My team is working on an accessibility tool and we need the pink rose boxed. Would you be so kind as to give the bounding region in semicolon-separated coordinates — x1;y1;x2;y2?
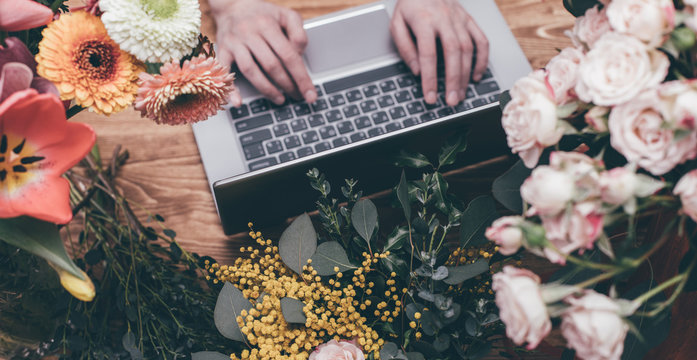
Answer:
309;340;365;360
609;88;697;175
599;166;664;213
541;202;604;264
568;6;611;49
561;291;629;360
545;47;584;104
685;0;697;31
521;167;576;216
584;106;610;132
674;170;697;222
486;216;525;255
575;32;669;106
549;151;601;195
658;80;697;130
607;0;675;47
502;70;564;168
492;266;551;350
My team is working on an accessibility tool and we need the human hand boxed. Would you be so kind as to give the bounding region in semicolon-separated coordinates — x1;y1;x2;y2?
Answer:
209;0;317;107
390;0;489;106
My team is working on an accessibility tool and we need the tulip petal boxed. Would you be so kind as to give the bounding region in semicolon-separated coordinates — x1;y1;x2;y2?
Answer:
0;37;38;74
38;122;96;176
0;62;33;103
30;77;60;97
1;90;67;147
0;0;53;32
5;177;73;224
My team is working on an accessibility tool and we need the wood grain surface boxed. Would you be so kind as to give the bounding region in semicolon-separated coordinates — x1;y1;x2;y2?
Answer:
69;0;697;358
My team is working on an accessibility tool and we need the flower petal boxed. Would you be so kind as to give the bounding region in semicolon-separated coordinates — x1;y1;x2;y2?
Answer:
4;176;73;224
0;0;54;32
1;89;67;148
30;77;60;97
0;62;33;103
38;122;96;176
0;37;38;75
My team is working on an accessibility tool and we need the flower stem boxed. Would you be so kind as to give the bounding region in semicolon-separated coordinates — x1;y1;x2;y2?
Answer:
67;105;85;119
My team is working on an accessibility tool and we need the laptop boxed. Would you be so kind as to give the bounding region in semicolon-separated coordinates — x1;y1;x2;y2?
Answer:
193;0;532;234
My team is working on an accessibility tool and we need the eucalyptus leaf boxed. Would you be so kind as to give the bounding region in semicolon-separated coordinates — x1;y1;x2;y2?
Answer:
406;302;425;321
444;259;489;285
380;342;399;358
191;352;231;360
394;149;432;168
214;282;253;342
280;297;307;324
406;352;425;360
465;316;478;336
432;333;450;352
441;303;461;324
122;332;143;360
397;171;412;222
0;217;84;279
279;213;317;275
437;133;468;168
459;196;499;248
352;199;378;244
492;160;531;213
310;241;356;275
432;266;449;281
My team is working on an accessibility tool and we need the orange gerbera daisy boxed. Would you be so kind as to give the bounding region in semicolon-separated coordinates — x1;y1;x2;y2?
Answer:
35;11;143;115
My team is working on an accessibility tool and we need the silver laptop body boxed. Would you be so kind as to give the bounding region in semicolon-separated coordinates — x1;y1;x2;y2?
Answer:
193;0;532;234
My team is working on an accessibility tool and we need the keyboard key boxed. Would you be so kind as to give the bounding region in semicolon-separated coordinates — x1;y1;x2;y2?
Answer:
346;89;363;102
403;117;419;127
368;127;385;137
360;100;378;113
235;113;273;133
250;99;270;113
326;110;343;122
420;112;437;122
411;85;423;99
437;107;454;118
481;68;493;80
302;130;319;144
240;128;272;146
362;85;380;97
291;118;308;132
355;116;372;129
465;86;475;99
328;94;346;107
324;62;409;93
472;98;490;107
337;121;354;134
274;107;294;121
265;140;283;154
380;80;397;93
350;132;367;142
332;137;349;147
230;104;250;119
297;147;314;158
386;123;403;132
343;104;360;118
273;123;290;137
279;151;296;163
389;106;407;120
397;75;416;88
395;90;412;103
284;135;301;149
293;103;312;116
312;98;329;112
475;81;500;95
406;101;425;114
319;126;337;139
489;93;500;102
437;79;445;92
243;143;265;160
308;114;325;127
372;111;389;125
315;85;323;96
315;142;332;153
454;102;472;112
249;157;278;171
377;95;395;108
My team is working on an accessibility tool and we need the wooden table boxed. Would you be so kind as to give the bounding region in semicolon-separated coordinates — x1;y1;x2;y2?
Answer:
71;0;697;358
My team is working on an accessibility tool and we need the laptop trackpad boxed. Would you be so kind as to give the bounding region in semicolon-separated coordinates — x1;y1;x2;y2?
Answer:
304;6;395;74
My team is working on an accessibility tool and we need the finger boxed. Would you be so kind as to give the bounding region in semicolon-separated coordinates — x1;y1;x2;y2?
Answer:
231;42;285;105
279;8;308;53
244;34;299;100
263;25;317;103
390;12;420;75
465;15;489;82
453;15;473;101
414;24;438;104
437;23;462;106
229;87;243;108
217;45;235;73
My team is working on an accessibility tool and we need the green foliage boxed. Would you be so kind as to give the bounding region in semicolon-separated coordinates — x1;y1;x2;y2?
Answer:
280;297;307;324
214;282;253;342
310;241;357;275
562;0;603;17
459;196;499;248
444;260;490;285
492;160;531;213
191;351;232;360
352;199;378;245
278;213;317;275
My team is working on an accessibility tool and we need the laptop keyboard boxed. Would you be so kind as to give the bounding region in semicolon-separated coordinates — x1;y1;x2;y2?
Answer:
230;62;501;171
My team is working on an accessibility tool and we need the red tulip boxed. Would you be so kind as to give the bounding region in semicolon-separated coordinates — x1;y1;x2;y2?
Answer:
0;0;53;32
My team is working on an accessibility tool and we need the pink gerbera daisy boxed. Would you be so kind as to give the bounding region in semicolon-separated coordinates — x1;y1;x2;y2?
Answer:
134;55;235;125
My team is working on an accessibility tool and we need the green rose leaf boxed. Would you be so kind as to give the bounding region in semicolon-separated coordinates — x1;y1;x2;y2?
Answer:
214;282;252;342
279;213;317;275
397;171;411;222
437;133;468;168
394;149;432;169
191;352;231;360
0;217;84;279
280;297;307;324
444;259;489;285
459;196;499;248
352;199;378;244
492;160;531;213
310;241;356;276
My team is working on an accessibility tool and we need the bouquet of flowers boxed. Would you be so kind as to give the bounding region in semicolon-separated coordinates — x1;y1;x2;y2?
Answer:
489;0;697;359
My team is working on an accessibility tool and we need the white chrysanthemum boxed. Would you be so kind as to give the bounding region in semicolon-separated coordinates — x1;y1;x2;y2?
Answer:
99;0;201;63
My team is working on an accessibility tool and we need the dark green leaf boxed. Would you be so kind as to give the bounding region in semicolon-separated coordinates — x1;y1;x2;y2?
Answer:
310;241;356;275
563;0;602;17
432;333;450;352
122;332;143;360
432;173;449;215
280;297;307;324
444;259;489;285
459;196;499;247
352;199;378;244
465;315;478;336
621;281;671;360
154;214;165;222
163;228;176;238
279;213;317;275
406;302;425;321
397;171;411;222
384;226;409;253
561;349;576;360
214;282;252;342
492;160;531;213
406;352;425;360
437;133;468;168
192;352;231;360
498;89;512;112
0;217;83;279
382;254;408;279
394;149;432;168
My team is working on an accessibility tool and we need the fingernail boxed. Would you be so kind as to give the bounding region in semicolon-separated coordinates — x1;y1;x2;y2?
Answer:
409;60;419;75
272;95;285;105
426;91;437;104
459;89;466;101
473;73;482;82
304;89;317;103
447;91;458;106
